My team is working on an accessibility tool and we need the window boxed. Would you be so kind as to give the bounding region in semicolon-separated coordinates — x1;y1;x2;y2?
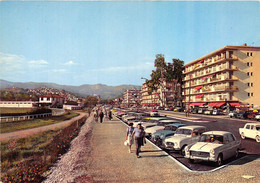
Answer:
248;93;250;97
251;62;253;66
248;83;250;87
251;93;253;97
246;125;250;129
247;52;249;56
247;62;250;66
251;52;253;56
247;72;249;76
251;72;253;76
251;83;253;87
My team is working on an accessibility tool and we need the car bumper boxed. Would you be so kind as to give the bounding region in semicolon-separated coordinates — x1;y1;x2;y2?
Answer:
186;155;217;162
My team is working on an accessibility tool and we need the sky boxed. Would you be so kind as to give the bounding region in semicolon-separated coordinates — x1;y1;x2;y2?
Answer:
0;1;259;86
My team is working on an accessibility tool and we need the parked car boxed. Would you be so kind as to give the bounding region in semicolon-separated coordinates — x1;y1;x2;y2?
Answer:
185;131;241;166
198;108;206;114
151;124;186;146
255;114;260;121
228;111;237;118
150;110;159;117
164;107;170;111
239;123;260;142
213;109;223;115
163;125;207;155
191;108;198;114
204;110;212;115
235;111;250;119
145;120;181;138
247;112;257;120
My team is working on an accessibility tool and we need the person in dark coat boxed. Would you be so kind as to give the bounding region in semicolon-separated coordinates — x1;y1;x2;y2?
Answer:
108;110;112;120
99;111;104;123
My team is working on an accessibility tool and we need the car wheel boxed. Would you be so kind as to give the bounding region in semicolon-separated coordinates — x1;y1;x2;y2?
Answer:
216;154;223;166
241;132;245;139
256;135;260;143
180;145;187;156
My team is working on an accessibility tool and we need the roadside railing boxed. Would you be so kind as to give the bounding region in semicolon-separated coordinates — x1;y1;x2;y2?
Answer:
0;113;52;123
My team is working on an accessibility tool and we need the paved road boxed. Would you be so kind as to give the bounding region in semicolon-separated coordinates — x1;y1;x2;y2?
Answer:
160;111;260;155
0;112;87;142
79;116;259;183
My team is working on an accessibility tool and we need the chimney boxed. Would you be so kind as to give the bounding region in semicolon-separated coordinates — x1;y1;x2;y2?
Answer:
243;43;247;46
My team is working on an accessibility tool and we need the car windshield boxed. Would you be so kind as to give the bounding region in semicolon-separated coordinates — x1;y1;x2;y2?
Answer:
175;129;192;135
164;126;178;131
199;134;224;144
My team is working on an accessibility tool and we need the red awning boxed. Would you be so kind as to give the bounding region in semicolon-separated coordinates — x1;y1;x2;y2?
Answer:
190;102;206;106
215;102;225;107
230;103;240;107
197;60;204;64
208;102;217;106
195;85;203;90
195;94;204;99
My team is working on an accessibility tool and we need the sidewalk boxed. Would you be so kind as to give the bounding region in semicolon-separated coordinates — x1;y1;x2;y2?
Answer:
77;116;259;183
0;112;87;142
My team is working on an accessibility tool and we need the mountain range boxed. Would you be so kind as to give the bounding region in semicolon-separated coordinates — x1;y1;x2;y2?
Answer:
0;79;141;99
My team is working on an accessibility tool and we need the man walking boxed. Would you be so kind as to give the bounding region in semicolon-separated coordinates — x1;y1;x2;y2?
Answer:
99;111;104;123
131;123;145;158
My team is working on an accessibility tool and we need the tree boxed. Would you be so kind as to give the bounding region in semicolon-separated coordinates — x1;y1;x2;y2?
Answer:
85;96;98;107
146;54;184;107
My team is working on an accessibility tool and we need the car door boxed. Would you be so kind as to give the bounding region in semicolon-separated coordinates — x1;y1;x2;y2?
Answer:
244;124;251;138
222;134;231;160
248;125;256;139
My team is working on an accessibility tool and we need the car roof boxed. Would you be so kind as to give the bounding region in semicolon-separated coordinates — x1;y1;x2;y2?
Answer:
244;123;260;126
166;124;186;127
159;120;179;123
178;125;206;130
149;117;169;121
202;131;232;136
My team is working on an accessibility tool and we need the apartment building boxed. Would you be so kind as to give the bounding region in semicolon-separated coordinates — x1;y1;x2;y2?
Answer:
141;79;182;108
183;44;260;110
122;89;141;108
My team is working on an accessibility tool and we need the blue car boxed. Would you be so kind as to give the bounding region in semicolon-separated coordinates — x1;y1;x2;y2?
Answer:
151;123;187;146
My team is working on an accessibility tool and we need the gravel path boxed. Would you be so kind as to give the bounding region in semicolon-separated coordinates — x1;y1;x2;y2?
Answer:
0;112;87;142
43;115;260;183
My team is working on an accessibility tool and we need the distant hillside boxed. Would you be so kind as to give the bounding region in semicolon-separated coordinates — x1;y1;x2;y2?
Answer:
0;79;141;99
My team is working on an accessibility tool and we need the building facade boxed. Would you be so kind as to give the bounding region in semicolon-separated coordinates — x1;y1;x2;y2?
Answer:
122;89;141;108
141;79;182;108
39;94;64;108
183;44;260;110
0;101;38;108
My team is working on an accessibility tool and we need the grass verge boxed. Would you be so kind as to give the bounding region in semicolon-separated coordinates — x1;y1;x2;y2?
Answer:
1;112;79;133
1;115;87;183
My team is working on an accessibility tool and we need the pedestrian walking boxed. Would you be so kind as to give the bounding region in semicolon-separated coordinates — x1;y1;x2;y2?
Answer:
126;123;134;153
131;123;145;158
99;111;104;123
108;110;112;120
94;111;98;123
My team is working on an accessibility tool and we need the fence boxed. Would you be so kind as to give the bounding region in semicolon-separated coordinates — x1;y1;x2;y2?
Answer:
0;113;52;123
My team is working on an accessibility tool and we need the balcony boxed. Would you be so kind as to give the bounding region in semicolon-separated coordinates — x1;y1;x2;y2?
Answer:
183;86;238;96
183;55;238;74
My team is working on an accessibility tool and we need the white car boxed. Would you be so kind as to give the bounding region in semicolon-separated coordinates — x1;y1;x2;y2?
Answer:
255;114;260;121
150;110;159;117
145;120;180;138
185;131;241;166
164;125;207;155
239;123;260;142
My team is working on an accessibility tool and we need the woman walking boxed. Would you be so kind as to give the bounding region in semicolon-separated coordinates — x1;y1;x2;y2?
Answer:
126;123;134;153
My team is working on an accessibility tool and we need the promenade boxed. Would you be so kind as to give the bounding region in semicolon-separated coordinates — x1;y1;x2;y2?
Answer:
46;115;259;183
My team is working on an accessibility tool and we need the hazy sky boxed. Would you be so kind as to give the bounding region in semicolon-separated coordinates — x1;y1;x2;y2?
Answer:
0;1;259;86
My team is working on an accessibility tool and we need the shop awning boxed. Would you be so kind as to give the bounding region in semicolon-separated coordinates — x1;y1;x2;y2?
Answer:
190;102;206;106
195;94;204;98
195;85;203;90
229;102;240;107
197;60;204;64
208;102;225;107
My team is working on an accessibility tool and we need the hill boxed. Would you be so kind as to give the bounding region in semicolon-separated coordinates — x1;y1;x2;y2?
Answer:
0;79;141;99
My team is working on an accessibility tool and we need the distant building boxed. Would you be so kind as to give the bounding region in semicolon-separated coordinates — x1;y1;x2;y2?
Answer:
0;101;38;108
183;44;260;110
122;89;141;108
63;104;82;110
39;94;64;108
141;79;181;108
